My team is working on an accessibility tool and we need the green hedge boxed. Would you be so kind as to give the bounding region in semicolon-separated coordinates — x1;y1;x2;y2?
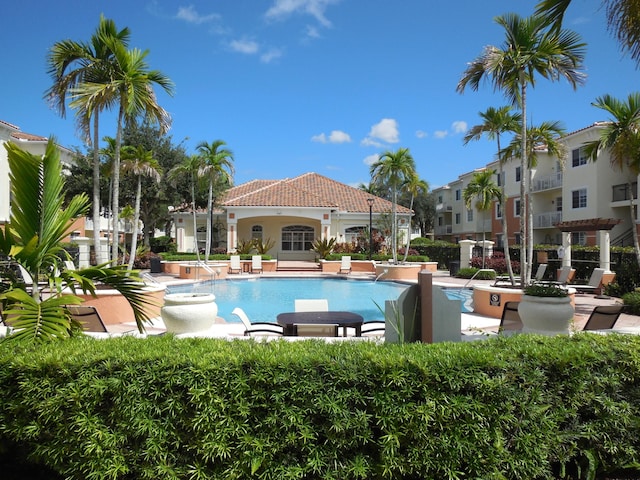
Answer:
1;334;640;479
159;253;272;261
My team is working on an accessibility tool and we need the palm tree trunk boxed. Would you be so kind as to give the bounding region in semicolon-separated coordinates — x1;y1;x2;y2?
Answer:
402;195;415;263
111;105;124;264
91;113;103;265
391;188;398;264
519;73;530;284
127;178;142;272
191;174;201;263
205;180;213;262
629;181;640;266
481;210;486;269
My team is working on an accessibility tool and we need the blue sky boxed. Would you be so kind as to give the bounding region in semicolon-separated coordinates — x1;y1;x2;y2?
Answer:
2;0;638;189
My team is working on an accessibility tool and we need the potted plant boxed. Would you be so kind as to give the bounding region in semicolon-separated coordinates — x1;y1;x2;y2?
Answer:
518;282;574;335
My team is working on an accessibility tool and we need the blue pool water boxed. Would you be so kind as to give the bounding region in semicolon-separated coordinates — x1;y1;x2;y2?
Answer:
441;288;474;313
167;277;410;324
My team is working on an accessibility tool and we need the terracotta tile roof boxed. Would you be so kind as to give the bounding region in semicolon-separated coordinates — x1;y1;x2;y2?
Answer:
10;131;48;142
0;120;19;130
223;172;412;214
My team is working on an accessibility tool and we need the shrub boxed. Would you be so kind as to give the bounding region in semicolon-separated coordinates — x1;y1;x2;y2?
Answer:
622;291;640;315
456;267;496;280
1;335;640;479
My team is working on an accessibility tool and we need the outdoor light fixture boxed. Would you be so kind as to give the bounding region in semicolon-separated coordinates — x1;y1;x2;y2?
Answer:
367;198;374;260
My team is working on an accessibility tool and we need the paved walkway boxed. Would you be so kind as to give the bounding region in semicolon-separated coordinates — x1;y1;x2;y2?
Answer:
103;266;640;337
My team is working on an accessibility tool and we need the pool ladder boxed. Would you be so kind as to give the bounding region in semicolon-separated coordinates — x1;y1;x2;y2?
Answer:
460;268;495;291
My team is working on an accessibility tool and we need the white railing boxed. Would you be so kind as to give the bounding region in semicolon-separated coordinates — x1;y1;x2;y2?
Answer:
533;211;562;228
532;172;563;192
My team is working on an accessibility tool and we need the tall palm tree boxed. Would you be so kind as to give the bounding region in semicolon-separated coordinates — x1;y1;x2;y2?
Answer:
121;145;162;271
536;0;640;67
168;154;204;261
463;169;502;268
464;106;521;282
370;148;416;264
45;15;130;265
401;174;429;263
583;93;640;265
457;13;585;283
196;140;235;261
503;120;567;274
71;41;174;264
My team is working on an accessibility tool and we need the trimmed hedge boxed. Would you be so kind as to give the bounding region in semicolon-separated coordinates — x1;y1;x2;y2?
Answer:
1;334;640;479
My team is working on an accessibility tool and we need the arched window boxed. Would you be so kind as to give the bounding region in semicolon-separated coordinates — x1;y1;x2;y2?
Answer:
281;225;314;251
251;225;263;242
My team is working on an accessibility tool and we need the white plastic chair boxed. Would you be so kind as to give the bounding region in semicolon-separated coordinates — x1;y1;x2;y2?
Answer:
339;256;351;274
228;255;242;274
251;255;263;274
293;299;336;336
231;307;282;336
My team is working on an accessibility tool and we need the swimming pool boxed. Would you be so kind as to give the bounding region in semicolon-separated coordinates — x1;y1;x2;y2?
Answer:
167;277;410;324
441;288;474;313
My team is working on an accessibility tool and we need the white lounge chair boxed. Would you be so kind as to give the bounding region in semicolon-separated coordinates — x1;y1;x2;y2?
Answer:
573;268;607;294
293;299;336;336
552;265;575;285
251;255;263;274
228;255;242;274
494;263;547;286
339;256;351;274
232;307;283;336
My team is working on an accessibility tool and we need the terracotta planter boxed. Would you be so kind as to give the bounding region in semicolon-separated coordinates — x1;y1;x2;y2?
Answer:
518;295;574;335
161;293;218;334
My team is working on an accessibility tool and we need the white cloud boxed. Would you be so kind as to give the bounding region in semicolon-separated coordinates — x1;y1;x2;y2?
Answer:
360;137;382;148
305;25;321;38
434;130;448;139
176;5;221;24
311;130;351;143
363;154;380;166
265;0;340;28
416;130;428;139
363;118;399;145
452;121;467;134
229;38;260;54
261;48;283;63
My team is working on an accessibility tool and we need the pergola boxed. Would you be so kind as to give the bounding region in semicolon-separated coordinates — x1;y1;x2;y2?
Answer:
553;217;622;272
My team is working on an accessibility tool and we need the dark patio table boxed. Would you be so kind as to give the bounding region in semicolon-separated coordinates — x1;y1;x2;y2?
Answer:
276;311;364;337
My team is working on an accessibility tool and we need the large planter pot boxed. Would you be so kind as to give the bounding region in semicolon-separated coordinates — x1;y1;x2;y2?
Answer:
518;295;574;335
161;293;218;334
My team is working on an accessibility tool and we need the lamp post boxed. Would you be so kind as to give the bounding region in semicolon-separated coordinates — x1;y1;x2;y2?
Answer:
367;198;374;260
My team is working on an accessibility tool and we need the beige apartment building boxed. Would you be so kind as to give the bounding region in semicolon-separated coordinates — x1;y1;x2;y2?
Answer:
433;122;635;248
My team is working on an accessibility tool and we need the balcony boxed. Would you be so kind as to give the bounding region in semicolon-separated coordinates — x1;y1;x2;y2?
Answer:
435;202;453;212
531;172;563;192
533;211;562;229
612;182;637;202
435;225;453;235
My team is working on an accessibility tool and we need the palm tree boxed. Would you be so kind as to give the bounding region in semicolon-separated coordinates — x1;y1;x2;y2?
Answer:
168;154;204;261
70;41;174;264
457;13;585;283
583;93;640;266
45;15;130;265
502;120;567;275
464;106;521;282
401;174;429;263
536;0;640;67
121;145;162;271
0;140;154;342
196;140;235;261
463;169;502;269
370;148;416;264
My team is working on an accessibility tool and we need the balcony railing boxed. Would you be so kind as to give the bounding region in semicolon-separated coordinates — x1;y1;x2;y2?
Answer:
435;225;452;235
531;172;563;192
612;182;637;202
435;202;453;212
533;211;562;229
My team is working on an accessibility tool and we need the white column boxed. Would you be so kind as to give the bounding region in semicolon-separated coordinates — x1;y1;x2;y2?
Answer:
561;231;571;268
75;237;91;268
599;230;611;272
459;239;476;269
227;220;238;253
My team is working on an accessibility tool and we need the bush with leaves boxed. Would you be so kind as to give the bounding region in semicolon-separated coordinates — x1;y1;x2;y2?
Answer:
1;334;640;479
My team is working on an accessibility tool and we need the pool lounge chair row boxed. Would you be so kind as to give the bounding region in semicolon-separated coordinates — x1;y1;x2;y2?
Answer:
228;255;263;274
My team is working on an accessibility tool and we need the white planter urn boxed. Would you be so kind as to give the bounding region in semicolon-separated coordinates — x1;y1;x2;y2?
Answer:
161;293;218;334
518;295;574;335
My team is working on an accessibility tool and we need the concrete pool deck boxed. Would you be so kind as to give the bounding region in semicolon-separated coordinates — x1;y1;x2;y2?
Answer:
103;265;640;338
